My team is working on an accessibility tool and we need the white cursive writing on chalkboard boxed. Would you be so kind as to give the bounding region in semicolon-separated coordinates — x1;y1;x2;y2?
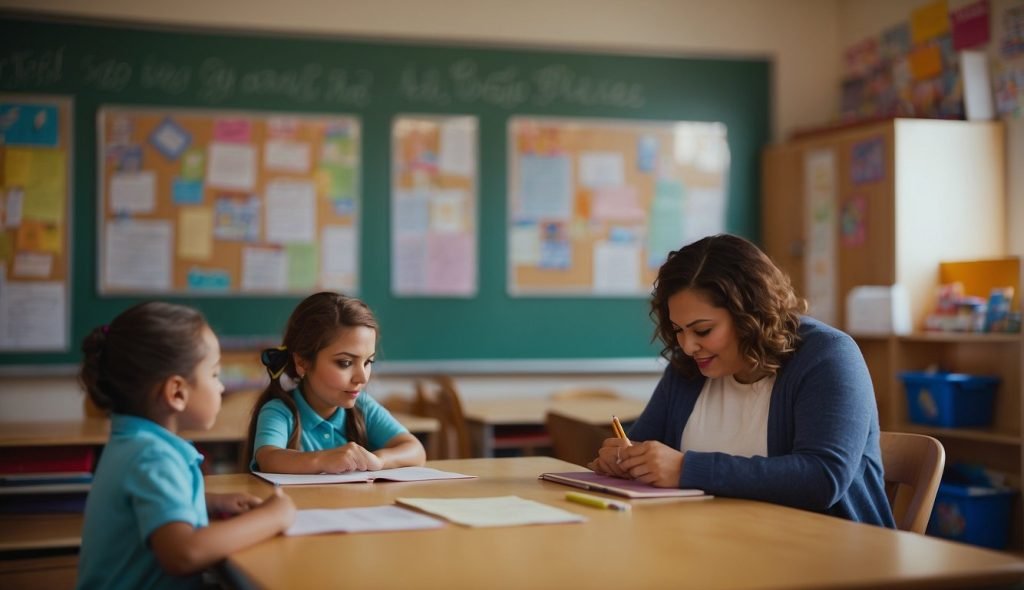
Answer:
197;58;237;102
141;59;191;95
532;64;645;108
400;59;646;110
81;55;132;92
0;48;64;87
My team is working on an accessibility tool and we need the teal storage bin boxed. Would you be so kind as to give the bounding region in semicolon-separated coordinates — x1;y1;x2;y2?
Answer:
927;483;1015;549
898;371;998;428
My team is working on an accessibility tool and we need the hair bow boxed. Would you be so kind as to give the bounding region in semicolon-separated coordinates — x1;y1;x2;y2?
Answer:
260;346;289;380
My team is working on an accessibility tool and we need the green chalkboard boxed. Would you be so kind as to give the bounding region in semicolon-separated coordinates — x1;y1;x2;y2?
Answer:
0;15;770;368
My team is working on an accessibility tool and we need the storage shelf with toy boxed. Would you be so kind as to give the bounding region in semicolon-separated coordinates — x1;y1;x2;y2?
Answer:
891;257;1023;551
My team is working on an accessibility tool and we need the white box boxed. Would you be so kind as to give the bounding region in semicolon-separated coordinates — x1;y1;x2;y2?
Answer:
845;285;911;336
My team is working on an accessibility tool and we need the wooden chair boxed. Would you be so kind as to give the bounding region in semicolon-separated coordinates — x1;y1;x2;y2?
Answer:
413;377;472;460
549;387;621;400
879;431;945;534
546;411;612;468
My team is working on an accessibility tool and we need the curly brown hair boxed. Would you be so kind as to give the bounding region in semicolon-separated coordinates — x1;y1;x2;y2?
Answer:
650;234;806;378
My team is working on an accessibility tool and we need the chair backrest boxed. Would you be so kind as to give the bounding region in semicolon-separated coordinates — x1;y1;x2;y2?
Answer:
546;411;612;468
549;387;621;401
879;431;945;534
414;376;472;460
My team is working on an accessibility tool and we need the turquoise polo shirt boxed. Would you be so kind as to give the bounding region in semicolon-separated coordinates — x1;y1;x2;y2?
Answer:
76;414;208;590
250;389;407;471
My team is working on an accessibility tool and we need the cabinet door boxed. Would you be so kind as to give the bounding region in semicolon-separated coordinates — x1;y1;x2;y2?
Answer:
761;144;805;298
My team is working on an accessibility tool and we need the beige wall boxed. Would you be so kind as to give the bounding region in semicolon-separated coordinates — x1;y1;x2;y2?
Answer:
0;0;842;140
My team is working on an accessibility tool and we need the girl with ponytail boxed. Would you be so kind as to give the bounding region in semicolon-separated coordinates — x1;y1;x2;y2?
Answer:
246;292;425;473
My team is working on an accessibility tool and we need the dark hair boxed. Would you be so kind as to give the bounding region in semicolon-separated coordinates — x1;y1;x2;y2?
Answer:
246;292;379;464
650;234;806;378
79;302;209;417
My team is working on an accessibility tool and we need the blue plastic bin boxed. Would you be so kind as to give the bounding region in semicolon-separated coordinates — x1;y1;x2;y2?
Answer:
926;483;1015;549
898;371;999;428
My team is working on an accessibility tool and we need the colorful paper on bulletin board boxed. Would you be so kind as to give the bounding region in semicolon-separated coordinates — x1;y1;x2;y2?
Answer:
20;150;65;224
844;37;880;78
0;104;58;147
149;117;191;160
851;137;885;185
16;220;60;253
911;0;950;44
213;118;252;143
994;61;1024;116
213;196;260;242
1002;4;1024;59
840;195;867;248
909;44;944;80
186;267;231;291
951;0;990;50
881;23;912;60
647;180;684;268
286;243;317;290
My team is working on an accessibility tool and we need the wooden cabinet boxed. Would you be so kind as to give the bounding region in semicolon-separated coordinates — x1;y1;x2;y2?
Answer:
763;119;1022;549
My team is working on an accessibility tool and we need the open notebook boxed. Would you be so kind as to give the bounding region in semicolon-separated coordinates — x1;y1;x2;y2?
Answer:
540;471;710;499
254;466;475;486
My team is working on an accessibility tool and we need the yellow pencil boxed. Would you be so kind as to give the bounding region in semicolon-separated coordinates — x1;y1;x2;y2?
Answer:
611;415;632;446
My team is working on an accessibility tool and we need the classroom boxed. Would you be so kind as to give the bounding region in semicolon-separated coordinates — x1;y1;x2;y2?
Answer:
1;0;1024;588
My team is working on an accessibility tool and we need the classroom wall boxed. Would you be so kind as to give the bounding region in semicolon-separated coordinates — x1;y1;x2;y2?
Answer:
0;0;846;420
837;0;1024;257
1;0;843;141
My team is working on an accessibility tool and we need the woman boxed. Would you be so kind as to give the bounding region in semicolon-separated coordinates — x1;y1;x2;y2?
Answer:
590;234;894;527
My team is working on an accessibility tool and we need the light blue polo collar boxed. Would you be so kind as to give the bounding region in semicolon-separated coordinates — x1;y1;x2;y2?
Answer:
109;413;204;465
291;388;346;431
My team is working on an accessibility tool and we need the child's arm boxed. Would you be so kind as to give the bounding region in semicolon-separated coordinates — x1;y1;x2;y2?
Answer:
256;443;384;474
206;492;263;517
149;488;295;576
373;432;426;468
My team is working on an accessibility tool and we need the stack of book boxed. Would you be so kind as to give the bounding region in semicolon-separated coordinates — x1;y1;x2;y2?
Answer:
0;446;95;513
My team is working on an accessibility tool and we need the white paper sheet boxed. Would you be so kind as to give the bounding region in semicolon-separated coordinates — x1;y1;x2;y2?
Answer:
509;222;542;265
393;191;430;233
264;140;311;173
265;180;316;243
517;155;572;220
439;119;475;176
254;467;475;486
392;234;427;295
0;275;67;350
320;225;357;291
207;143;257;190
429;189;467;233
396;496;585;528
682;186;727;245
242;247;287;292
103;220;172;290
5;188;23;228
578;151;625;188
285;506;444;536
12;252;52;278
593;241;641;294
110;171;156;214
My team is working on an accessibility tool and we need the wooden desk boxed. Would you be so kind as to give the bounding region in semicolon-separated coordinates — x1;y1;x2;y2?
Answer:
461;397;647;457
214;457;1024;590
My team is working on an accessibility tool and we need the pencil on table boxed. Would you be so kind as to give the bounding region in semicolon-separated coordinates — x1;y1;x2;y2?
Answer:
611;415;632;446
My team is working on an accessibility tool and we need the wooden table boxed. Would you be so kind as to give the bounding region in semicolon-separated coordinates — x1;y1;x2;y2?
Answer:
461;397;647;457
214;457;1024;590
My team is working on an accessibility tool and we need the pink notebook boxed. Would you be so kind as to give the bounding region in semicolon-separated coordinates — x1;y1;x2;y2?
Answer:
540;471;710;499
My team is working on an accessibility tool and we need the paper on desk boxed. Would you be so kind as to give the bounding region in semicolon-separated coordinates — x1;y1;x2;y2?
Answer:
396;495;585;528
285;506;444;536
253;466;476;486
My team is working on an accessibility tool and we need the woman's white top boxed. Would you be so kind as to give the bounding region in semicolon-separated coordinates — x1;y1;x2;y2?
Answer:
680;374;776;458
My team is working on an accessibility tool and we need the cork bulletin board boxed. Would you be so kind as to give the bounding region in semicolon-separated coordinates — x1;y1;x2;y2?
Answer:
98;107;361;295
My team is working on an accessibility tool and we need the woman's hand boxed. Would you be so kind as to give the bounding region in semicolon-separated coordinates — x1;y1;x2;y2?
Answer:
586;437;634;479
320;442;384;472
617;440;685;488
206;492;263;517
